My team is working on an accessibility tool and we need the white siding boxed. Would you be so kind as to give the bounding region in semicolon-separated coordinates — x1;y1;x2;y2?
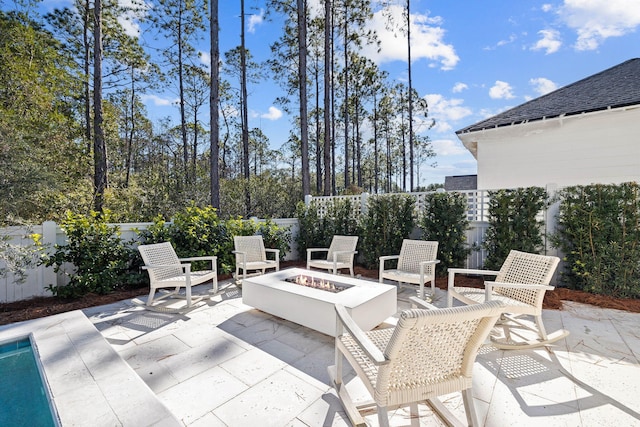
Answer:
459;106;640;190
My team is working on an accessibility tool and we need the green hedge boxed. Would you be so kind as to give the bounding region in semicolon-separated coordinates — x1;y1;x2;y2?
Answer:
551;182;640;298
419;192;470;276
360;195;415;269
483;187;547;270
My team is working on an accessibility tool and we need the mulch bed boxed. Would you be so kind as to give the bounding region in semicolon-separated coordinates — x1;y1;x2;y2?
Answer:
1;261;639;326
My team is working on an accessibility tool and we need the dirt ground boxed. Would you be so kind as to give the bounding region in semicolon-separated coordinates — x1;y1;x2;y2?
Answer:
1;261;639;326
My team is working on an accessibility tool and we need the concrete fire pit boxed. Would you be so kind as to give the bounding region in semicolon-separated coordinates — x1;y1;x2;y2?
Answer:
242;268;397;336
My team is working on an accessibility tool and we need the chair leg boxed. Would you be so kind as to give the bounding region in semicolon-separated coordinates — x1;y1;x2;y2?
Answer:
146;288;156;306
535;315;549;341
409;402;419;426
185;285;192;307
377;405;391;427
462;388;480;427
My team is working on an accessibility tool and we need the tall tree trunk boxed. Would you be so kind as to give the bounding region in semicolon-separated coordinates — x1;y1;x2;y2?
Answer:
240;0;251;214
330;9;336;195
125;65;135;188
298;0;310;197
355;102;361;187
315;57;321;194
210;0;220;208
342;5;349;190
177;3;189;188
407;0;414;191
83;0;91;150
373;93;378;193
93;0;107;212
323;0;331;196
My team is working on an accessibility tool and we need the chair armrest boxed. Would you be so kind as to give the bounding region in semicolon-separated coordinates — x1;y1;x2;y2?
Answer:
232;250;247;264
264;248;279;260
448;268;501;276
409;296;438;310
307;248;328;262
379;255;400;280
142;263;186;270
448;268;500;291
379;255;400;263
307;248;329;253
335;304;388;365
419;259;440;269
142;263;191;273
179;256;217;270
485;281;554;291
179;256;215;262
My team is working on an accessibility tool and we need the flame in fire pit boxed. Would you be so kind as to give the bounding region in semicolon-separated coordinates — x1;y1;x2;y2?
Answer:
285;275;351;293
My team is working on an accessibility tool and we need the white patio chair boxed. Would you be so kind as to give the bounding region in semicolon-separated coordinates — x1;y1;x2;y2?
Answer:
448;249;569;349
329;298;505;427
379;239;440;300
138;242;217;312
306;235;358;276
233;235;279;282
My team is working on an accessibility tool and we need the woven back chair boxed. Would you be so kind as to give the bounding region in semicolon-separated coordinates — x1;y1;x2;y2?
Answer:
306;235;358;276
448;250;569;349
379;239;439;300
138;242;217;311
233;235;279;282
329;299;505;427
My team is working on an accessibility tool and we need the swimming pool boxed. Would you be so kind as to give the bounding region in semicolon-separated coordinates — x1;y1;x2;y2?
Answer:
0;337;59;426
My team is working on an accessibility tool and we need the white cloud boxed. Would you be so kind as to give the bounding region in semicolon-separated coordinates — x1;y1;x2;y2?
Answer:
424;94;473;133
361;5;459;70
261;106;283;120
532;29;562;54
452;82;468;93
559;0;640;50
248;9;265;34
199;51;211;68
529;77;558;95
431;138;470;156
116;0;150;38
489;81;515;99
541;3;554;12
483;34;517;51
497;34;517;47
141;94;175;106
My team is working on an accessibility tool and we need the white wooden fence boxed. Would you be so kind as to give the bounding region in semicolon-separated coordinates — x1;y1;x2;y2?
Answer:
0;219;300;303
1;189;560;303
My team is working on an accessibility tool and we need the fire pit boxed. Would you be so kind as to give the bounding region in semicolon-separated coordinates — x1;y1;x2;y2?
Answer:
284;275;352;293
242;268;397;336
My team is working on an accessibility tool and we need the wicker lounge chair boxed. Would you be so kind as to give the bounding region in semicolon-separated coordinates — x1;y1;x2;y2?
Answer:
329;298;505;427
138;242;217;312
233;235;279;282
379;239;439;299
306;235;358;276
447;249;569;349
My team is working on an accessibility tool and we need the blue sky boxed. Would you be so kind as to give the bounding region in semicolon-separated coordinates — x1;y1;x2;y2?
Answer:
37;0;640;187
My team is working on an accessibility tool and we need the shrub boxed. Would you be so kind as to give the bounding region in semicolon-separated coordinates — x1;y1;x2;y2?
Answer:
550;182;640;298
419;192;470;276
483;187;547;270
360;194;415;269
44;210;143;298
296;198;360;255
140;204;290;274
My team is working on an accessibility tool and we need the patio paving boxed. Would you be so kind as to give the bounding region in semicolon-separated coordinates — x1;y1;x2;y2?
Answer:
76;273;640;427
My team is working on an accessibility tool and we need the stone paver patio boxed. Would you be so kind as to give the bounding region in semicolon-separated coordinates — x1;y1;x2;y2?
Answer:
2;272;639;426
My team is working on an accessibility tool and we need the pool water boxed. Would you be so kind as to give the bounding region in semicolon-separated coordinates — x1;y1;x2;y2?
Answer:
0;338;58;426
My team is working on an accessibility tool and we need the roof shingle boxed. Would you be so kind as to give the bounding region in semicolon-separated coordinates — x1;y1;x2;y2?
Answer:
456;58;640;134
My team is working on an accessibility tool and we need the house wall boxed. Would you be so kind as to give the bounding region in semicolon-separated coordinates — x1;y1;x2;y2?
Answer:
459;106;640;190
